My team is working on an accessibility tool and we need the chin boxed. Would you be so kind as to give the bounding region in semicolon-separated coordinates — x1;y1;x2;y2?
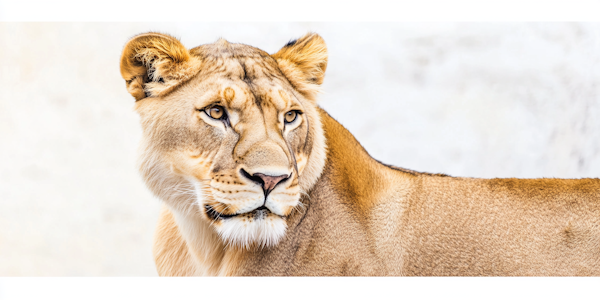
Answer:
211;208;288;249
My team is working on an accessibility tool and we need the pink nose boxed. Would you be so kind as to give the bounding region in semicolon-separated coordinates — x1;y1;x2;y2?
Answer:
254;173;289;194
241;169;289;196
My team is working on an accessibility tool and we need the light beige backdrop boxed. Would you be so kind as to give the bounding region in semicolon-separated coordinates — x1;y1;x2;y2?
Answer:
1;23;599;275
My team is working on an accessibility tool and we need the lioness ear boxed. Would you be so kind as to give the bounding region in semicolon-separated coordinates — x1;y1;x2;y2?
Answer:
272;33;328;100
120;32;200;101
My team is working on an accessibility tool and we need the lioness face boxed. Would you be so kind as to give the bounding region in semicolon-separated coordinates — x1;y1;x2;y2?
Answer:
141;59;309;248
122;34;327;248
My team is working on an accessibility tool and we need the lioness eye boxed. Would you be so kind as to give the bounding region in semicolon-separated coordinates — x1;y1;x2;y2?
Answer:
284;111;297;124
207;106;225;120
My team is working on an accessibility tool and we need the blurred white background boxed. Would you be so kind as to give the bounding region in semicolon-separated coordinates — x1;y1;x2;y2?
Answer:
1;22;600;276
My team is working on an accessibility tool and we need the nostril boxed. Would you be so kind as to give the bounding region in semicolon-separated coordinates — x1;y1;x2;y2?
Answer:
240;168;264;186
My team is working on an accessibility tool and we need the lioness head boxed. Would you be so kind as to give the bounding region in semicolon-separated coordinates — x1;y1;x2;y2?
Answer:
120;32;327;248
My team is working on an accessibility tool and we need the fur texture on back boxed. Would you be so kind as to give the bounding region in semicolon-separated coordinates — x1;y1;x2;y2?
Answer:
120;32;600;276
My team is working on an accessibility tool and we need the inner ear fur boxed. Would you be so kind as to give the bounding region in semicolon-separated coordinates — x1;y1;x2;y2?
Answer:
120;32;200;101
272;33;328;101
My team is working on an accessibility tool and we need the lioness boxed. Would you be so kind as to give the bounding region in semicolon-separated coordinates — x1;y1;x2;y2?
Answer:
120;32;600;276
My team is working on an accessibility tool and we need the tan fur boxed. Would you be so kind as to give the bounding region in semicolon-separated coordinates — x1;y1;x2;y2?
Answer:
121;32;600;276
152;206;199;276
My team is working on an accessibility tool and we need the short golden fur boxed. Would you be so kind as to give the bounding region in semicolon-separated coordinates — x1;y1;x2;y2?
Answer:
120;32;600;276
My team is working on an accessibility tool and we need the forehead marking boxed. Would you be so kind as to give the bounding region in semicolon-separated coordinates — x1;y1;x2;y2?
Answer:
223;87;235;104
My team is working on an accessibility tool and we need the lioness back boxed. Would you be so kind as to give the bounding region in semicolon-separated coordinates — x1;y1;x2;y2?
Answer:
120;32;600;276
401;176;600;276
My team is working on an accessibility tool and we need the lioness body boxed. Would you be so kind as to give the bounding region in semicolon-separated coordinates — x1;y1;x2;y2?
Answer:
154;108;600;276
120;32;600;276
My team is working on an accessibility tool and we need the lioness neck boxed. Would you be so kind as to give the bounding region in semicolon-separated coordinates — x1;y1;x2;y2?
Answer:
316;108;411;216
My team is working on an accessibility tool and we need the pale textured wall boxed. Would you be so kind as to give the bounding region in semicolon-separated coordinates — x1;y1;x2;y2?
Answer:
1;23;599;275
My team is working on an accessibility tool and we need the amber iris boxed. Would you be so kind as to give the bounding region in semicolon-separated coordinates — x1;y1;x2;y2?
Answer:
207;106;224;119
284;111;297;123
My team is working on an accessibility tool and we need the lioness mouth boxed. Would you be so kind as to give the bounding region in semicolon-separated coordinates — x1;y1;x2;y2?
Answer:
205;204;276;221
